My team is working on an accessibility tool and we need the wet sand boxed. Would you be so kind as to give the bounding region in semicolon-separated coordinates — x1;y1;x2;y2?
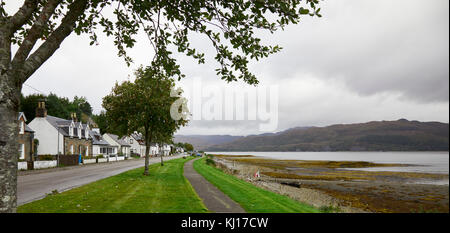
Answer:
210;154;449;213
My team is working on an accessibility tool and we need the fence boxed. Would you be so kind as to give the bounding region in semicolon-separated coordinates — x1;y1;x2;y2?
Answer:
18;154;130;170
58;154;80;166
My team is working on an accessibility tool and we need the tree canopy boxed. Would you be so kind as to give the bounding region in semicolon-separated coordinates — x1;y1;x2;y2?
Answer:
102;66;189;173
20;93;93;123
2;0;321;85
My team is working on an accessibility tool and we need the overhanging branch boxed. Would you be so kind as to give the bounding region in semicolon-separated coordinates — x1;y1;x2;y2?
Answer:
12;0;62;67
21;0;88;82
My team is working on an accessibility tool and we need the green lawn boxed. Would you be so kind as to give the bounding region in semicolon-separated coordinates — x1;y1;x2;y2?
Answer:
18;157;208;213
193;158;320;213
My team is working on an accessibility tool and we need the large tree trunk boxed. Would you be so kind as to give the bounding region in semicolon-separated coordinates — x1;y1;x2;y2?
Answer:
143;143;150;176
143;130;151;176
160;149;164;166
0;0;88;213
0;72;21;213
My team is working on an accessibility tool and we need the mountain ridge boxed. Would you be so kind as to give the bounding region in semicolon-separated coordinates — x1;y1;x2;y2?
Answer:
178;119;449;151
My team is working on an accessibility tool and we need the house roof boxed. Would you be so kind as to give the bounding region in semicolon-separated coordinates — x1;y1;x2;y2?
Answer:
46;115;71;136
18;112;27;122
105;133;131;147
131;132;143;141
18;112;34;132
46;115;89;138
25;125;34;133
89;130;112;146
129;133;146;145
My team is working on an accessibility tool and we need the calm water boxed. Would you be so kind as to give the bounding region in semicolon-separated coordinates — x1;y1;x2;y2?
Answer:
207;151;449;175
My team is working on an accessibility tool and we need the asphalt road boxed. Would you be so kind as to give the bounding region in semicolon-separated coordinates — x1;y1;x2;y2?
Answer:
18;155;183;205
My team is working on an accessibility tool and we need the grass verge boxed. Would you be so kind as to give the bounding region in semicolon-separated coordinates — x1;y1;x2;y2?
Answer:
18;157;208;213
193;158;320;213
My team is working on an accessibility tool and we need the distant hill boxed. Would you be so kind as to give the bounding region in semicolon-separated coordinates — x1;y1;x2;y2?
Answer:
173;135;243;150
203;119;449;151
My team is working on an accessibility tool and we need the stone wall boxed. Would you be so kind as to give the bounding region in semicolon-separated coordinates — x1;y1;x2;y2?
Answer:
18;132;34;161
58;154;79;166
64;137;92;156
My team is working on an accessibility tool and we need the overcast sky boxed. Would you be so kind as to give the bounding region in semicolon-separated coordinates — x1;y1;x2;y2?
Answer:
7;0;449;136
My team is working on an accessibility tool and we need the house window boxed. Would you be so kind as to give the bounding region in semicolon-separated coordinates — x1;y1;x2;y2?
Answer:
70;145;74;154
19;121;25;134
130;139;133;144
19;144;25;160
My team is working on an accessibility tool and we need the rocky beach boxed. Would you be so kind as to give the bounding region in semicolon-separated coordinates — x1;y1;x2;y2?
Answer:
209;154;449;213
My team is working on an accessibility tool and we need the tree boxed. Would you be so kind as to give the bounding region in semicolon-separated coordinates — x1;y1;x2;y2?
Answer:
184;143;194;152
103;67;189;175
19;93;46;123
0;0;321;213
91;111;108;134
19;93;93;123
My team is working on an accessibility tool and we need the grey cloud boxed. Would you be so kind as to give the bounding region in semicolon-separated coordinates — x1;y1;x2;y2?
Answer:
12;0;449;136
252;0;449;103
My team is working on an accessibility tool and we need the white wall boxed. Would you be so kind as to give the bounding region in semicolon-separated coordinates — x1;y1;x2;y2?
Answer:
124;136;141;155
140;145;147;157
92;145;100;156
28;117;64;155
34;160;57;169
98;158;108;163
83;159;96;164
121;146;130;156
18;162;27;170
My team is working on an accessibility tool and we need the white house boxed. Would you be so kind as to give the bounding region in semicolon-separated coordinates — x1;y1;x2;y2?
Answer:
103;133;131;157
149;143;159;156
122;132;161;157
160;143;171;156
122;132;146;156
176;147;184;153
28;102;92;156
90;128;117;157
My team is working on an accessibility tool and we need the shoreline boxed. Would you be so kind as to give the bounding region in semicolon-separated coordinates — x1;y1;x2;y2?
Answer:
209;154;449;213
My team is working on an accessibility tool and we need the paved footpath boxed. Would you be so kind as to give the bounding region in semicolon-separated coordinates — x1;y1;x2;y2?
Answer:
184;158;245;213
18;155;183;205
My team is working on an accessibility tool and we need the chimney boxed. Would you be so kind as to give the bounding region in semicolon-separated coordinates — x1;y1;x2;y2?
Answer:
71;112;77;122
92;128;100;134
35;101;47;118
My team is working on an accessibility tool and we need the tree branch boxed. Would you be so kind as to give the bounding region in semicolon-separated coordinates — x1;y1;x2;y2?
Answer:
12;0;62;67
21;0;88;82
8;0;38;35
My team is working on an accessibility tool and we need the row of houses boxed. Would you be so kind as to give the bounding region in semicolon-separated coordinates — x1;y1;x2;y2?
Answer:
18;101;181;161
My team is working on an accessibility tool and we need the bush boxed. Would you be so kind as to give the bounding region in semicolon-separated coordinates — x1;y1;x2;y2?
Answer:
96;154;104;158
38;154;55;161
131;153;140;158
319;205;341;213
205;158;216;167
82;156;94;160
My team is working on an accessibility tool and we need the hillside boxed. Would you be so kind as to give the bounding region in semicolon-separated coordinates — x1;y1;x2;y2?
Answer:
173;135;243;150
204;119;449;151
